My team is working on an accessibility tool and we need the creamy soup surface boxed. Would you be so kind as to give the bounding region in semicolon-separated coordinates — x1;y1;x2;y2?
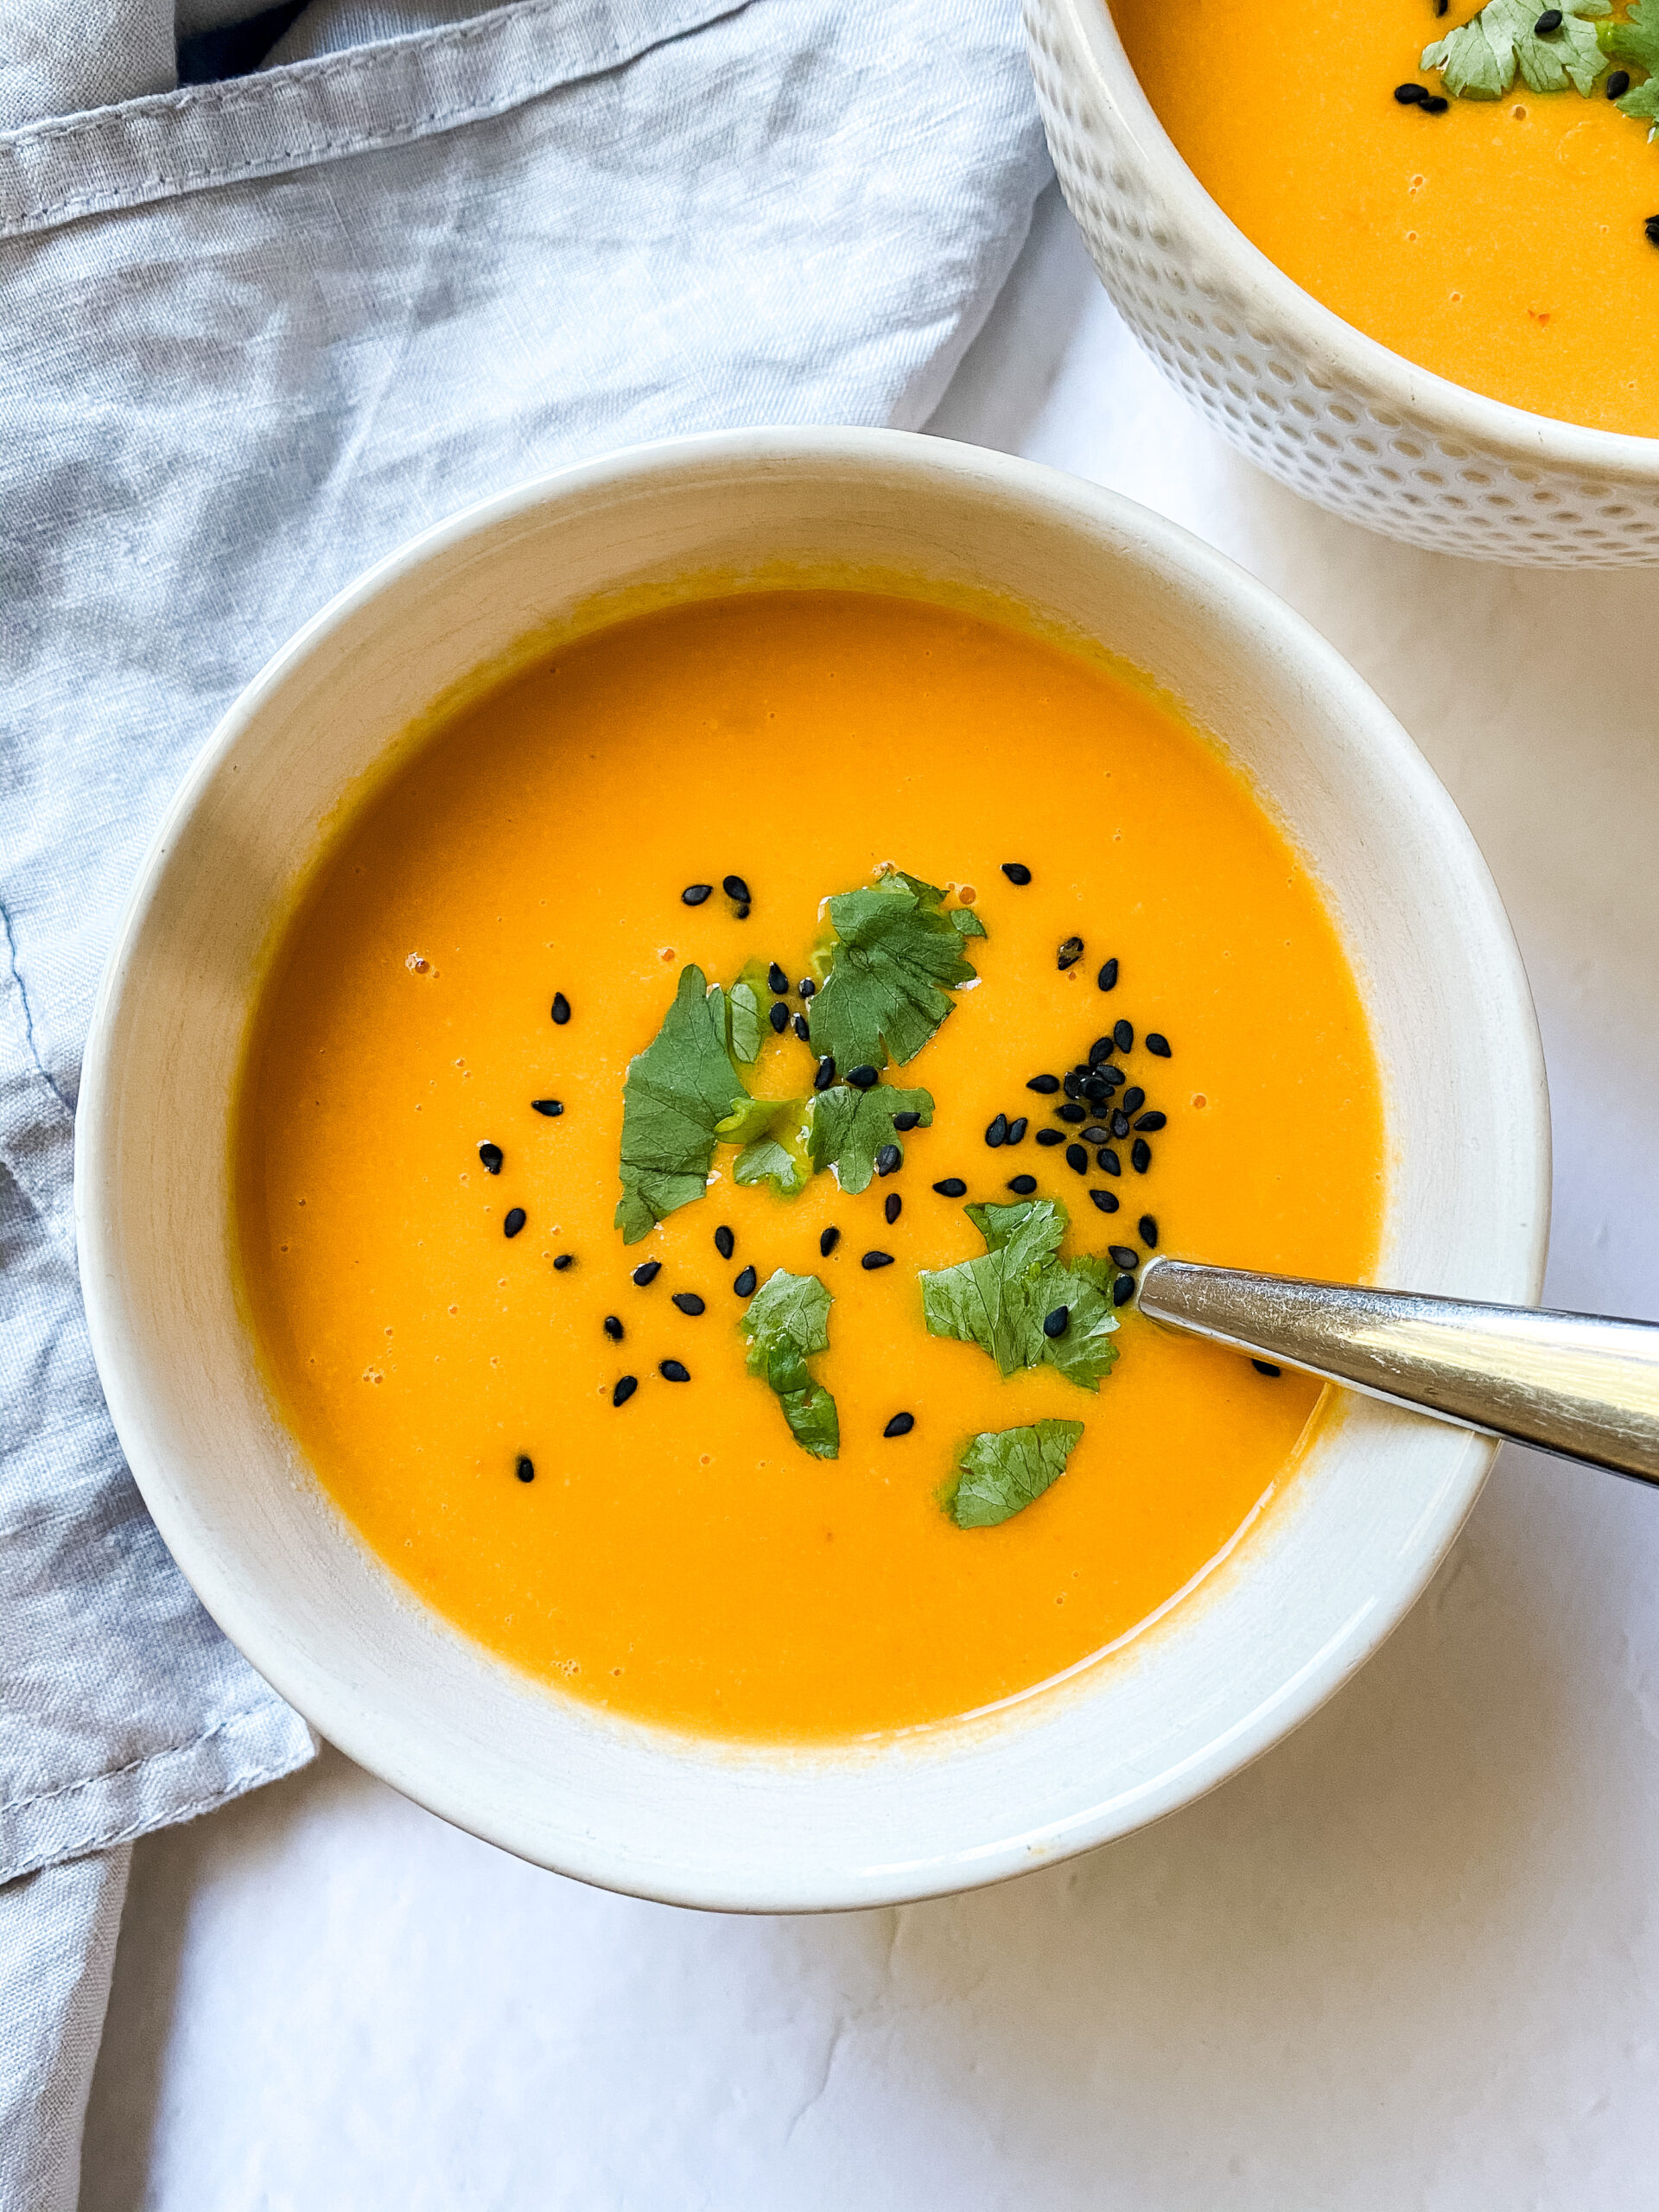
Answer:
235;589;1384;1742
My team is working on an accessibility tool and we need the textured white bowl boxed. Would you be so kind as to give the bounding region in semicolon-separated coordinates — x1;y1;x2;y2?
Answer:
1027;0;1659;565
77;429;1548;1910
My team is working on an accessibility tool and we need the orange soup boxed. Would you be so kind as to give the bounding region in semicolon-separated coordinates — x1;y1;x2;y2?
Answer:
1114;0;1659;436
234;590;1384;1742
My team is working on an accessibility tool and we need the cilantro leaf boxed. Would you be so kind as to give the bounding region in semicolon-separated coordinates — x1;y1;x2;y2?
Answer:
614;964;750;1243
708;959;768;1068
940;1420;1084;1529
1603;0;1659;130
739;1268;839;1459
808;868;984;1072
807;1084;934;1194
1424;0;1609;99
733;1103;815;1198
919;1197;1121;1392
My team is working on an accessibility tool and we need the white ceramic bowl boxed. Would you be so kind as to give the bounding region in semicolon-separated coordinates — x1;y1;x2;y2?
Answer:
1026;0;1659;566
77;429;1548;1910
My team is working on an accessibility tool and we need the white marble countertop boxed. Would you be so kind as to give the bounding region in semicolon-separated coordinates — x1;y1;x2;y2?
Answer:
80;188;1659;2212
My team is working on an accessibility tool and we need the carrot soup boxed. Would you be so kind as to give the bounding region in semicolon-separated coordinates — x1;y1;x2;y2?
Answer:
233;589;1384;1743
1113;0;1659;436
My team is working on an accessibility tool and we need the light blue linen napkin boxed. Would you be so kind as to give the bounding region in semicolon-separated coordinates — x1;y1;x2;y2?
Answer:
0;1;1049;2201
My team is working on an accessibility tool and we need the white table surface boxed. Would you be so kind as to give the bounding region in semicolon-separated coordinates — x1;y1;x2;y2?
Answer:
79;186;1659;2212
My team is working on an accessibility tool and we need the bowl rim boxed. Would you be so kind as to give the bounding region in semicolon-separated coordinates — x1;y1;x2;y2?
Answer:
75;425;1551;1909
1036;0;1659;478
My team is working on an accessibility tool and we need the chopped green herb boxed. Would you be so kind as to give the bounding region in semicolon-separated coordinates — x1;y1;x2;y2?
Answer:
739;1268;840;1459
807;868;984;1073
732;1103;816;1198
808;1083;934;1194
614;964;751;1243
918;1196;1121;1392
1424;0;1609;99
707;959;769;1068
1602;0;1659;129
939;1419;1084;1529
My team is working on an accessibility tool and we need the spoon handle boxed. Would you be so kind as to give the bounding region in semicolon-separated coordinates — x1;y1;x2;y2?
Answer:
1135;1258;1659;1487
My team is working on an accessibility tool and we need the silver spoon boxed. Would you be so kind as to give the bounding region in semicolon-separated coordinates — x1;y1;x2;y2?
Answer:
1135;1258;1659;1487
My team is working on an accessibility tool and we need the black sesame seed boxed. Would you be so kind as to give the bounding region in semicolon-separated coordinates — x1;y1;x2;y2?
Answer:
1085;1038;1112;1069
985;1113;1009;1147
1111;1109;1131;1139
613;1375;639;1405
1112;1274;1135;1306
1114;1020;1134;1053
715;1224;735;1260
1139;1214;1159;1248
1096;1147;1122;1176
1134;1110;1167;1133
892;1110;920;1132
1253;1360;1283;1379
767;963;790;995
1131;1138;1152;1173
1007;1173;1038;1195
504;1207;526;1238
1057;936;1084;970
659;1359;691;1382
1421;92;1448;111
734;903;751;920
1109;1244;1140;1271
821;1225;841;1256
631;1260;661;1286
681;883;713;906
798;977;817;998
516;1454;536;1483
770;1000;790;1033
794;1012;812;1043
1096;958;1119;992
1027;1074;1061;1095
1122;1086;1147;1116
478;1141;504;1175
1042;1306;1070;1339
1090;1188;1120;1214
1146;1033;1172;1058
849;1065;880;1090
734;1265;758;1296
1058;1102;1088;1124
861;1250;894;1269
875;1143;902;1176
722;874;751;903
933;1178;967;1197
1079;1125;1111;1146
550;992;571;1025
1065;1142;1089;1175
1609;67;1631;96
531;1097;563;1116
814;1055;836;1091
1096;1065;1125;1087
1393;79;1428;103
885;1192;902;1224
554;1253;575;1272
884;1411;916;1437
603;1314;624;1340
1006;1116;1028;1145
1534;7;1561;30
1083;1075;1111;1105
671;1292;705;1316
1001;861;1033;885
1036;1128;1065;1147
1435;0;1446;12
1646;213;1659;247
1062;1071;1084;1102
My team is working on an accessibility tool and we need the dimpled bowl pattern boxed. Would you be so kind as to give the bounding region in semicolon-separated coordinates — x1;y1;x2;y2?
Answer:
1026;0;1659;566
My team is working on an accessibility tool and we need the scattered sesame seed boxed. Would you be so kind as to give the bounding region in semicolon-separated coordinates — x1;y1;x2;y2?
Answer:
550;992;571;1025
1096;958;1119;992
554;1253;575;1271
1394;80;1428;104
672;1293;705;1317
1647;214;1659;247
1036;1128;1065;1147
1122;1086;1147;1116
933;1178;967;1197
1063;1070;1084;1101
770;1001;790;1033
820;1225;841;1256
1006;1117;1028;1145
1253;1360;1283;1379
985;1113;1009;1147
659;1359;691;1382
814;1055;836;1091
793;1012;811;1042
1065;1142;1089;1174
1139;1214;1159;1248
1057;936;1084;970
1111;1109;1131;1139
734;1265;758;1296
1131;1138;1152;1173
1080;1124;1111;1144
876;1143;902;1176
885;1192;903;1224
504;1207;526;1237
531;1098;563;1117
1027;1073;1061;1094
722;874;751;903
1007;1174;1038;1194
1090;1189;1120;1214
613;1375;639;1405
1058;1102;1088;1124
1042;1306;1070;1339
798;977;817;999
767;963;789;994
1534;7;1561;30
715;1224;735;1260
604;1314;624;1340
1001;861;1033;884
1609;67;1631;96
734;903;751;920
1109;1244;1140;1271
1096;1065;1124;1086
1146;1033;1171;1058
1135;1111;1167;1133
884;1411;916;1436
632;1260;661;1286
1097;1147;1121;1175
861;1250;894;1269
681;883;713;906
478;1141;503;1174
1112;1274;1135;1306
516;1454;536;1483
849;1065;880;1090
1086;1038;1113;1069
1114;1020;1134;1053
892;1110;920;1131
1422;92;1448;111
